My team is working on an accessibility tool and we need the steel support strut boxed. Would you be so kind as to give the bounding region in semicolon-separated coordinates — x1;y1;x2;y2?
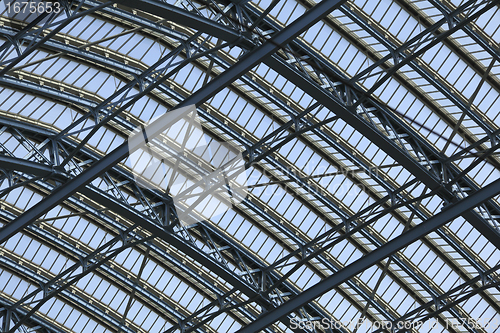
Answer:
236;177;500;333
0;0;346;243
1;1;498;330
1;18;494;330
108;0;500;250
0;4;348;331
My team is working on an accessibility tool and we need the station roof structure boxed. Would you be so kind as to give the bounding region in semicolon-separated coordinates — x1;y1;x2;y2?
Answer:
0;0;500;332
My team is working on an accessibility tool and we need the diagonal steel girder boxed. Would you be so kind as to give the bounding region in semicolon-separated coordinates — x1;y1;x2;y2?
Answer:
1;16;496;328
0;117;272;318
236;0;500;247
0;84;347;332
205;0;500;248
0;202;211;333
0;0;346;244
0;159;272;333
236;176;500;333
1;25;496;333
111;0;500;249
1;66;486;330
0;3;347;329
0;1;496;330
20;2;496;310
94;3;500;322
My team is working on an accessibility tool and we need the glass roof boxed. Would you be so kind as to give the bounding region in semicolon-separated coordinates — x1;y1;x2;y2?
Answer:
0;0;499;332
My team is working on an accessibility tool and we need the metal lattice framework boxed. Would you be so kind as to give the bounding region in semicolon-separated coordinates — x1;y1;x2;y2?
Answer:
0;0;499;332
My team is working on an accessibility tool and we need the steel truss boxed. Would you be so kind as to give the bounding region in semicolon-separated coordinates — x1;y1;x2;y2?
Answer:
2;26;496;330
114;0;500;247
238;177;500;332
0;0;499;332
0;119;279;333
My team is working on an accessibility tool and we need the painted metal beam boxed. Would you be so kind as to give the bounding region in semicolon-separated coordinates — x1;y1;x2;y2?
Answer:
236;177;500;333
0;0;346;256
9;9;490;313
0;33;492;330
1;22;492;324
1;1;498;330
114;0;500;249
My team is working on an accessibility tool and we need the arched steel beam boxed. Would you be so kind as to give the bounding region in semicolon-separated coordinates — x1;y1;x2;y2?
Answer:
0;118;315;332
0;79;467;333
289;0;500;167
0;150;274;327
0;1;496;328
0;3;348;331
0;71;488;332
337;4;500;153
233;0;500;244
0;78;341;330
51;9;497;310
1;24;496;330
0;256;137;333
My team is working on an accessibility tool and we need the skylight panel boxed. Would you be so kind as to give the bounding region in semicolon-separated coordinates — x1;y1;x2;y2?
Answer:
460;295;500;328
273;193;294;217
0;90;26;111
248;229;268;254
226;96;248;121
268;0;287;23
94;73;119;96
64;63;88;85
301;217;328;241
98;25;126;49
302;19;324;46
370;0;393;24
285;1;307;26
477;88;500;125
76;18;102;42
129;36;154;61
354;0;377;14
477;241;500;267
475;6;500;39
226;215;248;236
290;142;313;169
108;33;140;54
87;20;115;43
316;27;344;58
1;1;499;331
73;65;100;88
261;238;285;263
289;264;314;290
394;12;421;43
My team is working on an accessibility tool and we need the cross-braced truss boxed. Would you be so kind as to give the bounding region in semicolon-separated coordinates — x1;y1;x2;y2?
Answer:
0;0;499;332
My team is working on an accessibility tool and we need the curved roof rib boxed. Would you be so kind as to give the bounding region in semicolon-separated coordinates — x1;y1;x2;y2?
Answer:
0;0;499;332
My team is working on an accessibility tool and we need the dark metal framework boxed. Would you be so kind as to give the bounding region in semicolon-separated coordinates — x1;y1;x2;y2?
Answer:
0;0;499;332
